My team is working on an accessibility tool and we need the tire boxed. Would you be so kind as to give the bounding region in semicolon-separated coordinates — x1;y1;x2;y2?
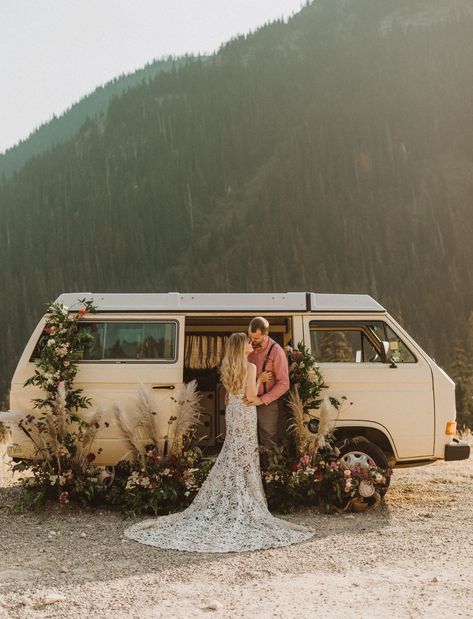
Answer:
337;437;391;496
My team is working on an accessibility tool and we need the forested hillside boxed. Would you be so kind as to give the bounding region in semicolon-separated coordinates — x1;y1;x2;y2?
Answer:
0;56;188;178
1;0;473;424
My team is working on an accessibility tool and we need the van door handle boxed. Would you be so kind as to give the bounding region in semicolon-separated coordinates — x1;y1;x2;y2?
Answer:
152;385;176;390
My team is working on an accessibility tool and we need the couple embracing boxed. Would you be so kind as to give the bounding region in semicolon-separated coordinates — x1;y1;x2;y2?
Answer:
124;317;315;553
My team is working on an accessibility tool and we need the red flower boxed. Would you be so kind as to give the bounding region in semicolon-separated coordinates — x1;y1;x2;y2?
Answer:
59;491;70;505
79;307;87;316
86;452;96;463
291;463;299;471
43;326;52;334
294;351;303;360
150;480;158;489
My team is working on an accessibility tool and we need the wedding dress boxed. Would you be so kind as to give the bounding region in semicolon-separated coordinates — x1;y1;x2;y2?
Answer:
123;387;315;553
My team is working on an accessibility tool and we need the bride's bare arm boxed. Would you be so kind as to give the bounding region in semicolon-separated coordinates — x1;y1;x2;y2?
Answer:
246;363;258;402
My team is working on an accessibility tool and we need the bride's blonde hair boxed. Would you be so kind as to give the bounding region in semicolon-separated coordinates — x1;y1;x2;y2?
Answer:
220;332;248;395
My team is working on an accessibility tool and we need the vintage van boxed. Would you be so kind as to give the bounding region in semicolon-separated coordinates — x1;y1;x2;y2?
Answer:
4;291;470;470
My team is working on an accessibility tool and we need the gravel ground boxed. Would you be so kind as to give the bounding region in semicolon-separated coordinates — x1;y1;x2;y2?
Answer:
1;447;472;619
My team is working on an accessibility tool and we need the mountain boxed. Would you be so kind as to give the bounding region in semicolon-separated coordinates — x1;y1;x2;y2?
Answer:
1;0;473;423
0;56;189;178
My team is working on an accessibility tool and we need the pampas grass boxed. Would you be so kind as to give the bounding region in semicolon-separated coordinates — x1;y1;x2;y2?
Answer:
113;381;202;461
136;383;165;455
167;380;202;457
113;402;145;464
287;387;310;455
287;389;336;456
73;408;103;471
0;420;10;444
313;396;335;451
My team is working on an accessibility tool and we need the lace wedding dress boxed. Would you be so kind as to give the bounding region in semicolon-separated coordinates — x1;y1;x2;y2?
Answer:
123;389;315;553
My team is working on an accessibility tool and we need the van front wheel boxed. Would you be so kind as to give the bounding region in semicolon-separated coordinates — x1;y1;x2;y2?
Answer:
337;438;390;495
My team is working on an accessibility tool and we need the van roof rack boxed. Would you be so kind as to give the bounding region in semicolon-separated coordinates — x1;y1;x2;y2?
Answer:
55;292;385;313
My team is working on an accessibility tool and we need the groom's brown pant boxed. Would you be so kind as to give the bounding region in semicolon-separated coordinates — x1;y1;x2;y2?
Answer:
256;400;281;450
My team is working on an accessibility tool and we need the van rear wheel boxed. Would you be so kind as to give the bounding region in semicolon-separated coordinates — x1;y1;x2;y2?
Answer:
338;438;391;496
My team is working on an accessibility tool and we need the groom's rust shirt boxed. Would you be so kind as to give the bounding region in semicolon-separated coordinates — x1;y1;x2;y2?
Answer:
248;336;289;405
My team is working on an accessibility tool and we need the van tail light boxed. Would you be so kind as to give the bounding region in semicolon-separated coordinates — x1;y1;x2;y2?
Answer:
445;421;457;436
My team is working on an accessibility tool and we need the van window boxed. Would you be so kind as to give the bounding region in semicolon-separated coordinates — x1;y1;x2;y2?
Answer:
78;322;177;361
310;321;416;363
30;321;178;363
310;326;378;363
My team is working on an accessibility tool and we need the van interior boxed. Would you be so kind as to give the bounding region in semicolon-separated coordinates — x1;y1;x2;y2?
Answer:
183;316;292;453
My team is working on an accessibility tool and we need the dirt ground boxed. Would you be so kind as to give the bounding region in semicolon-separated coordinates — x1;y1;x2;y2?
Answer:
1;446;472;619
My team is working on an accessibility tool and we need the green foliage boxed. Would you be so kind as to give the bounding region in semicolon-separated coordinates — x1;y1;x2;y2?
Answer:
286;342;341;411
24;299;96;412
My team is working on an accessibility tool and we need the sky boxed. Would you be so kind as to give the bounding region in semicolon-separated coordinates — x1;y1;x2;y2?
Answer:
0;0;304;154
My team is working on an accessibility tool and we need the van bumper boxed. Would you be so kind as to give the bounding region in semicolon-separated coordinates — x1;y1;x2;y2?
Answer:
444;438;471;461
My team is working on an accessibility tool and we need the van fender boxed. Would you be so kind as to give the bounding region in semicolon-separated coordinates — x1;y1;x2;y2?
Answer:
331;422;398;465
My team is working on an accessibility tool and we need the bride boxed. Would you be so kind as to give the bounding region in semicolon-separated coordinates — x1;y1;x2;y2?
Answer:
124;332;315;552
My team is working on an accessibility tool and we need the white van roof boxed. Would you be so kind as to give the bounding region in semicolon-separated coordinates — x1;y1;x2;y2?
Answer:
55;292;385;313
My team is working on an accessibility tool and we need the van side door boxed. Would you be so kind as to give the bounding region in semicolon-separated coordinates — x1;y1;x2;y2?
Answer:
71;315;185;463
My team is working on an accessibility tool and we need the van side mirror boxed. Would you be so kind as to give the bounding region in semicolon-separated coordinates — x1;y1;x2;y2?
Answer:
381;341;397;368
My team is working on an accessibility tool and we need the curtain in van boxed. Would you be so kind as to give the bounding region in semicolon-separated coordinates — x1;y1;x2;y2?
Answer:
184;335;229;369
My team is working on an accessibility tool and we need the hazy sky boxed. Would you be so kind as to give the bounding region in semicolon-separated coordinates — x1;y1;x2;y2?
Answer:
1;0;304;154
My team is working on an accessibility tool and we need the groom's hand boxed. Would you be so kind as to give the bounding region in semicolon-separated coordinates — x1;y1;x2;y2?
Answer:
258;371;273;383
254;396;264;406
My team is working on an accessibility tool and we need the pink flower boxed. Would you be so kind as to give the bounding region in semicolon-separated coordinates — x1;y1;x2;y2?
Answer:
329;461;338;469
59;491;70;505
344;469;351;478
300;455;311;467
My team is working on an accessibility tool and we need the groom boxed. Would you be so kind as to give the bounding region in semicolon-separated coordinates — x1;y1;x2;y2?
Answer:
248;316;290;451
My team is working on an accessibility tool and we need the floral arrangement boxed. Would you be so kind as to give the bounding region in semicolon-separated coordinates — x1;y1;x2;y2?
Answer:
263;448;391;514
285;343;348;456
9;300;107;510
285;343;330;410
107;445;214;517
24;298;96;412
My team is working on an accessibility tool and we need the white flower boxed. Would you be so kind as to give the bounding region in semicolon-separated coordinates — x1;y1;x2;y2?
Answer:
47;339;56;347
58;475;66;486
163;468;171;476
49;475;58;485
184;491;190;496
61;306;69;316
55;346;67;357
